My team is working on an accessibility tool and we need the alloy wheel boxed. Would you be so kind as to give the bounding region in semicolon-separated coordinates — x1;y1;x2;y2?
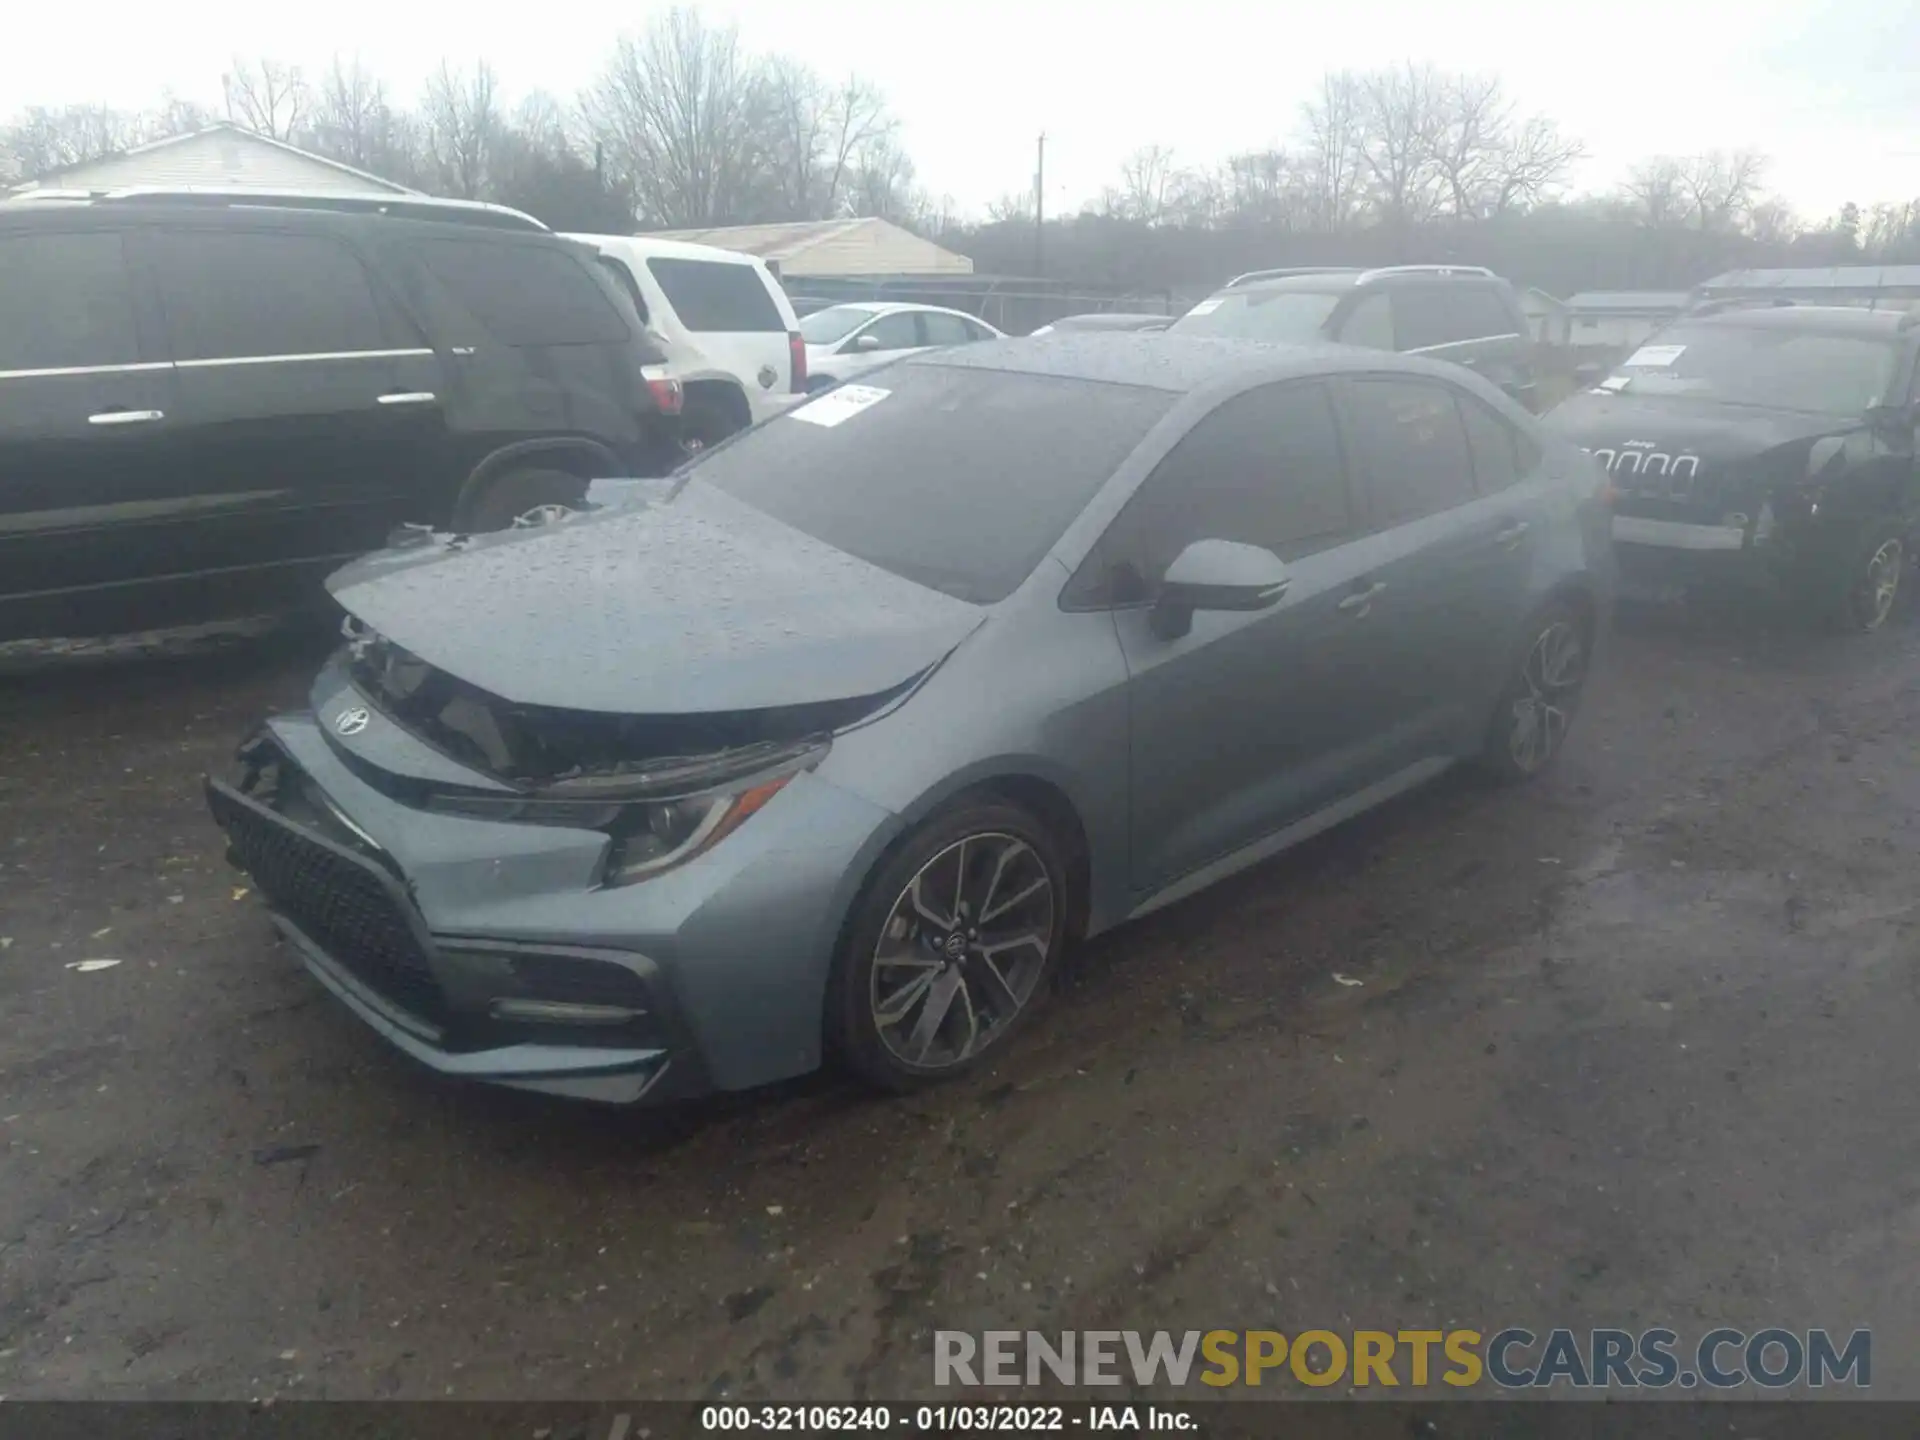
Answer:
1507;620;1586;774
869;833;1056;1072
511;503;575;529
1858;537;1903;630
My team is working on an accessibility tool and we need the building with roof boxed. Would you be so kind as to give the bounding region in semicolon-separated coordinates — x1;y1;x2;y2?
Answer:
4;122;417;199
1518;287;1569;347
1694;266;1920;310
645;217;972;279
1565;291;1691;353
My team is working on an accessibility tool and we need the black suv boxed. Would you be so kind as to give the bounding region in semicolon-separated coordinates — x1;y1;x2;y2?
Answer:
1168;264;1540;410
0;195;680;644
1549;301;1920;633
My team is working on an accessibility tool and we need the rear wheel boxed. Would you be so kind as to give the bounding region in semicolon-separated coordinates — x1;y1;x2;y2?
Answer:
829;801;1067;1092
1478;599;1591;782
454;467;586;533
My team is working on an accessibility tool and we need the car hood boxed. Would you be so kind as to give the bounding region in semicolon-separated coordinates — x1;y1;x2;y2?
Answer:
326;483;985;715
1548;390;1860;466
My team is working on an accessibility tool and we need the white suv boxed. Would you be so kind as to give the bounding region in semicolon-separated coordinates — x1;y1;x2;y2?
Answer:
569;234;808;448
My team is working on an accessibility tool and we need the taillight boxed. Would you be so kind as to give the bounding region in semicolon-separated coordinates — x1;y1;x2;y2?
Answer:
642;366;683;416
788;330;807;393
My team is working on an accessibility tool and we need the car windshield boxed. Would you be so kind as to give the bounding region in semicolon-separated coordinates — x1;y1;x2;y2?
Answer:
682;362;1176;604
799;306;878;344
1602;325;1900;415
1170;288;1345;342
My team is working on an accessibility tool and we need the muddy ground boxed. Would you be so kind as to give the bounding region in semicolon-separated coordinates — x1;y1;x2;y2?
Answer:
3;594;1920;1401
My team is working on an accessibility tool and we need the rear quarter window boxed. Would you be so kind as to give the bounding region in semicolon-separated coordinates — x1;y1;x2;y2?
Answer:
645;257;785;333
413;238;630;346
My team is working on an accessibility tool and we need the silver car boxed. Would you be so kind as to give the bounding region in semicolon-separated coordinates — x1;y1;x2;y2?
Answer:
207;335;1614;1104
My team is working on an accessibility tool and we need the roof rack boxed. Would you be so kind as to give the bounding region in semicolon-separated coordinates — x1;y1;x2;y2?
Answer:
1224;266;1361;288
10;186;549;232
1684;296;1797;317
1354;263;1498;283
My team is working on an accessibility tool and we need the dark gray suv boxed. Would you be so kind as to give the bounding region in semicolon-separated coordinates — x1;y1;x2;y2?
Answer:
0;195;680;645
1170;264;1541;411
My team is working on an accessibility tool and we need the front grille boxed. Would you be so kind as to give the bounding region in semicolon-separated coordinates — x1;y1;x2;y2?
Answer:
208;778;446;1022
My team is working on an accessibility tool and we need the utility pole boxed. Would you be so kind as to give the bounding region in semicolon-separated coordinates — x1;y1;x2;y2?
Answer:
1034;132;1046;277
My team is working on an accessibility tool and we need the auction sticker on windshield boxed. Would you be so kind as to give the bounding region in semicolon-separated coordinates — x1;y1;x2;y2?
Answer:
791;384;891;428
1624;344;1686;367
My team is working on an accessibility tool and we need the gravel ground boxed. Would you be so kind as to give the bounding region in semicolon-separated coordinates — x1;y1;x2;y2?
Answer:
3;592;1919;1400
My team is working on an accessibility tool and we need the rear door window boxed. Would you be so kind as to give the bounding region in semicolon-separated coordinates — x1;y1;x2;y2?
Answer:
1457;394;1540;493
854;313;922;352
920;312;980;346
644;257;784;332
1336;293;1394;348
414;237;630;345
0;230;142;371
1344;377;1477;526
150;229;390;360
1392;285;1520;350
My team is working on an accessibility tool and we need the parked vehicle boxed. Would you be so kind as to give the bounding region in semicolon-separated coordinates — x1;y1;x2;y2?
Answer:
1169;264;1541;410
1030;313;1174;336
799;302;1002;389
207;333;1613;1105
572;233;808;448
1547;301;1920;632
0;194;680;645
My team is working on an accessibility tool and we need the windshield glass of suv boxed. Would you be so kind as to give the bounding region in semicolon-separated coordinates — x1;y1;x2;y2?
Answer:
799;306;877;345
684;362;1174;604
1607;325;1899;414
1170;288;1344;342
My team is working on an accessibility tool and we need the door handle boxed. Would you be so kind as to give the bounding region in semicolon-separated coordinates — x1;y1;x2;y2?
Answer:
1494;520;1531;548
377;391;438;406
88;409;164;426
1338;581;1388;615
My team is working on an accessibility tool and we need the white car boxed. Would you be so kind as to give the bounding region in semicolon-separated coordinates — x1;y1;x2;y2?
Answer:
799;302;1003;390
569;233;809;446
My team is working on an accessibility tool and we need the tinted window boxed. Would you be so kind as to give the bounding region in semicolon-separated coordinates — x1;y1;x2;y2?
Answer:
1391;285;1518;350
1604;323;1898;415
1171;288;1343;342
1346;378;1477;525
645;257;784;332
150;230;387;361
799;306;875;344
1457;395;1539;493
598;257;650;324
1091;382;1352;603
0;231;140;371
415;238;629;345
1337;293;1393;349
857;313;921;351
690;363;1175;604
920;312;980;346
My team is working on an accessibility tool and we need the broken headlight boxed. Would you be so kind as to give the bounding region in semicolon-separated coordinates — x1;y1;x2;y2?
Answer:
600;772;798;887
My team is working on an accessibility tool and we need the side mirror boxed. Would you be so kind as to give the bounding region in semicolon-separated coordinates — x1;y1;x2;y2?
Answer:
1150;539;1291;639
851;333;883;353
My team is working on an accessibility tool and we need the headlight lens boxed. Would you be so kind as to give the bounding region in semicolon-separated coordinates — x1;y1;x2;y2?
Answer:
600;774;796;887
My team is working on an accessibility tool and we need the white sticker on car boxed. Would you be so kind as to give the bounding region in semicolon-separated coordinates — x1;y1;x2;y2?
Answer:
789;384;891;428
1595;375;1632;393
1624;344;1686;368
1185;298;1224;317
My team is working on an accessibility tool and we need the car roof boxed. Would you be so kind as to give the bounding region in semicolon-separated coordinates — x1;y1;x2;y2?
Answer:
1681;304;1914;337
569;232;767;268
816;301;981;320
0;198;571;247
919;331;1481;395
1222;265;1506;296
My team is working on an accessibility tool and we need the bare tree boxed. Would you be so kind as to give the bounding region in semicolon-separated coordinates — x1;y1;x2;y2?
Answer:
1484;114;1583;215
420;60;501;199
581;7;773;226
1298;72;1366;231
1354;63;1445;231
1746;196;1800;245
986;191;1034;223
1678;149;1767;233
1623;157;1689;228
306;56;407;175
0;104;145;178
760;62;894;220
222;57;307;140
1115;144;1178;224
847;134;920;224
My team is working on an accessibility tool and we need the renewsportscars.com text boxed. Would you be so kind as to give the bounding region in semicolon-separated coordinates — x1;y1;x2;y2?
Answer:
934;1327;1871;1390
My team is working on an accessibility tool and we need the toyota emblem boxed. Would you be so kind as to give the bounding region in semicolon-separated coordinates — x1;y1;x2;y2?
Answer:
334;706;371;737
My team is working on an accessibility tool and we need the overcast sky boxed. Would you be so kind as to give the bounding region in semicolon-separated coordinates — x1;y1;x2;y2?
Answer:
7;0;1919;220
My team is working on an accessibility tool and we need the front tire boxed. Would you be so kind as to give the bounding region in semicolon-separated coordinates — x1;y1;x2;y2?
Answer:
1478;599;1592;782
829;801;1068;1093
1819;518;1905;634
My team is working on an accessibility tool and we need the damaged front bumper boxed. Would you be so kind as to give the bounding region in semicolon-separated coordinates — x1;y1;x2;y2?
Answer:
205;684;902;1104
